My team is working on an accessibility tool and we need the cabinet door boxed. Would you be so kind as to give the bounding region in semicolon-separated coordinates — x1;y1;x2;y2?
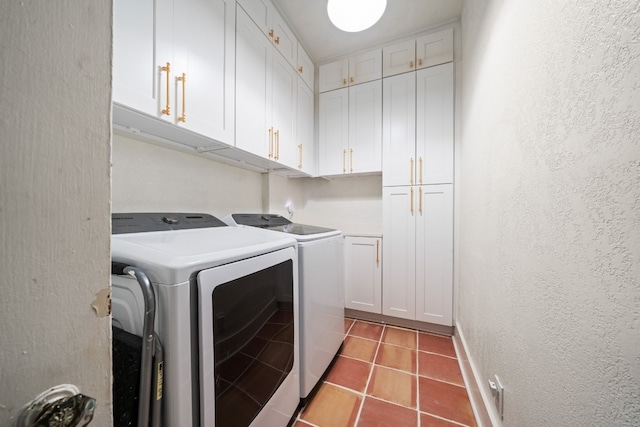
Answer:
296;79;316;174
415;184;453;326
349;80;382;174
416;28;454;69
173;0;235;145
236;7;273;158
382;72;416;186
112;0;173;118
344;237;382;314
319;59;349;93
349;49;382;85
318;88;349;176
416;63;454;184
272;50;298;168
236;0;270;34
383;40;416;78
382;186;416;320
297;44;315;89
271;12;297;68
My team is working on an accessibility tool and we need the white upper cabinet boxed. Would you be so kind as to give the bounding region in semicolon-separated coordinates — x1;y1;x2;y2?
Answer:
112;0;235;147
297;43;315;90
318;49;382;92
416;28;454;69
237;0;298;68
383;62;453;186
383;39;416;77
318;81;382;176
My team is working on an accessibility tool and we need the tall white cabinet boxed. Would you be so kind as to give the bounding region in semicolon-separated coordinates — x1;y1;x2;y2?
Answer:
382;60;454;327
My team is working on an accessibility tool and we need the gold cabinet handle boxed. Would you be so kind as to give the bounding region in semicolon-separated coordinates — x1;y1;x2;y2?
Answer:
269;29;274;38
343;78;347;86
410;187;414;214
410;60;414;68
376;239;380;265
410;157;414;184
275;36;280;45
177;73;186;123
161;62;171;116
350;76;354;84
419;157;423;184
298;66;303;73
275;130;280;160
418;58;423;67
298;144;303;169
268;127;274;158
419;187;423;214
343;149;346;173
350;148;353;173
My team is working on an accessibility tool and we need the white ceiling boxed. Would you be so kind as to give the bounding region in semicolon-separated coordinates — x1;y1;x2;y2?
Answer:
271;0;463;64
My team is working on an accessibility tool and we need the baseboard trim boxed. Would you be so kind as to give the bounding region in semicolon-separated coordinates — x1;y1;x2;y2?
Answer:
453;322;501;427
345;309;455;336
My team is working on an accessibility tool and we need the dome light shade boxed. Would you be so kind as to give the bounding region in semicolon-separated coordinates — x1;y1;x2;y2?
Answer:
327;0;387;33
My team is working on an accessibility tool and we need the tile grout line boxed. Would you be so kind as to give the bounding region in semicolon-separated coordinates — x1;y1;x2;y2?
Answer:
352;321;385;426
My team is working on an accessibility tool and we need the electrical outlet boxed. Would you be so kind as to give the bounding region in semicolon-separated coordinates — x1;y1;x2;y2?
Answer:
488;375;504;420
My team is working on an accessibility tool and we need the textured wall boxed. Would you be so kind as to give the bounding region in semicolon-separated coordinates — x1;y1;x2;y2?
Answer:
459;0;640;425
112;134;264;218
0;1;112;425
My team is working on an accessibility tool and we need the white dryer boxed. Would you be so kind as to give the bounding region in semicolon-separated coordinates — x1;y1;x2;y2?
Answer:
223;213;344;400
111;213;300;427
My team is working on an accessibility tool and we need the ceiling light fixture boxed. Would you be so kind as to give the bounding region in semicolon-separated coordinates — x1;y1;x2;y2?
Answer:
327;0;387;33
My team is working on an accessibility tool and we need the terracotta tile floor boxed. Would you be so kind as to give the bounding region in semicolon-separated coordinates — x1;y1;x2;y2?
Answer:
293;318;477;427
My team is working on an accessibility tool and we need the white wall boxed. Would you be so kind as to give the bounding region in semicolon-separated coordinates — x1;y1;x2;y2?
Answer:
267;174;383;235
459;0;640;425
0;1;112;425
112;134;264;218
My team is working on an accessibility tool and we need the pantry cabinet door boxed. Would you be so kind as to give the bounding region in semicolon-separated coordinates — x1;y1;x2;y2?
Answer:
382;186;416;320
348;80;382;174
382;72;416;186
416;63;454;185
345;237;382;314
383;39;416;78
349;49;382;85
416;28;454;69
112;0;173;118
297;44;315;90
319;59;349;93
236;7;273;158
173;0;235;144
415;184;453;326
318;88;349;176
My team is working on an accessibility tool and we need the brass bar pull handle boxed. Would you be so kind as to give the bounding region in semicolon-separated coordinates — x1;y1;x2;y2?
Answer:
268;127;273;158
350;148;353;173
418;58;423;67
410;157;414;184
343;149;346;173
298;144;303;169
177;73;186;123
410;188;414;214
275;36;280;45
161;62;171;116
269;29;274;38
410;60;414;68
343;78;347;86
275;130;280;160
419;157;423;184
350;76;354;84
376;240;380;265
299;66;303;73
419;187;423;214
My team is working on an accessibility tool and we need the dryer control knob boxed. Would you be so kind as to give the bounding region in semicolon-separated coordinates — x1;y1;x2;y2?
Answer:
162;216;179;225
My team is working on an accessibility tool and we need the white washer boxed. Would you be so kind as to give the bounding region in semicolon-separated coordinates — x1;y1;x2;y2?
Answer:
223;213;344;399
111;213;300;427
